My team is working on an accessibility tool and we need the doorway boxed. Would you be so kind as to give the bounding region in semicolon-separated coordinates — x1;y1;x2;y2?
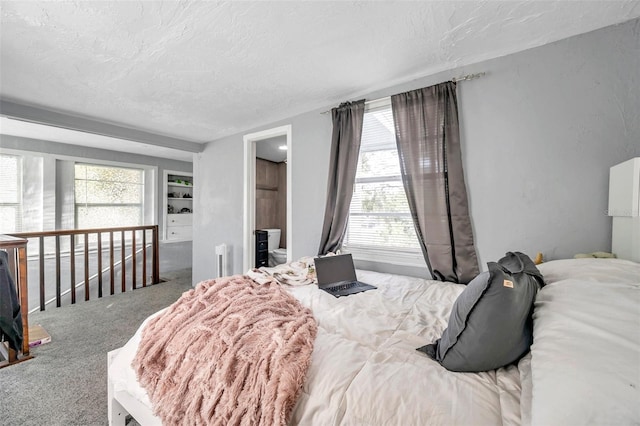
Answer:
243;125;292;271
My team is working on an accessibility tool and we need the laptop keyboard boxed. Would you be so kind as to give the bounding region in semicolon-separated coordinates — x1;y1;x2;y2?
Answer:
328;281;359;292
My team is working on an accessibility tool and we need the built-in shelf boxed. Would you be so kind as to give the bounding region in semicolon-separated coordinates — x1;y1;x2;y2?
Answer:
163;171;193;242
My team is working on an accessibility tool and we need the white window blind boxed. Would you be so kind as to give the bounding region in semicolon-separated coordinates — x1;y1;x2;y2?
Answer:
0;154;23;233
74;163;144;230
343;104;420;252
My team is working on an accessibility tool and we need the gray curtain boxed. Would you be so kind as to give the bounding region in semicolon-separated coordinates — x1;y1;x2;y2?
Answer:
318;100;365;255
391;82;479;283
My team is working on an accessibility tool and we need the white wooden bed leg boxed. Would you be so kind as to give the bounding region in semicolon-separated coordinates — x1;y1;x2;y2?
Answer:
108;349;127;426
109;396;128;426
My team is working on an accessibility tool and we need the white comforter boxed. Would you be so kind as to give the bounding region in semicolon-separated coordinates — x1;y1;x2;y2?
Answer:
528;259;640;425
110;259;640;425
287;270;522;425
110;270;523;425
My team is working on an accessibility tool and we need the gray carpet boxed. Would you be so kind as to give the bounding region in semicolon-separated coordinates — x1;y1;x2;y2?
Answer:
0;268;193;426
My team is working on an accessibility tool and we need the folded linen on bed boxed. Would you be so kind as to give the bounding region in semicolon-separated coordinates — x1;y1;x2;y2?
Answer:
247;256;317;287
132;275;317;426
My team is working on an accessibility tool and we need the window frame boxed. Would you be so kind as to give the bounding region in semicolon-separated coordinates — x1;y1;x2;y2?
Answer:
342;98;426;267
73;162;146;231
0;153;23;233
0;145;161;256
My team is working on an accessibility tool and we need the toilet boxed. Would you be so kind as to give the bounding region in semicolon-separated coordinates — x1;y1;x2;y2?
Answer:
265;228;287;266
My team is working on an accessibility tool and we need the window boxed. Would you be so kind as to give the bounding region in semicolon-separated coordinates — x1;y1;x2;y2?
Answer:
0;154;22;233
74;163;144;229
343;102;421;256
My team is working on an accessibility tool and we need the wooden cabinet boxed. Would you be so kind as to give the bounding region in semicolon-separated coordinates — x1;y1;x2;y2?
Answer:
255;158;287;242
163;171;193;242
166;214;193;240
256;158;279;190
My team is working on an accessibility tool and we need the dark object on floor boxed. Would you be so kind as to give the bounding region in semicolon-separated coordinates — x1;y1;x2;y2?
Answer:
0;250;23;352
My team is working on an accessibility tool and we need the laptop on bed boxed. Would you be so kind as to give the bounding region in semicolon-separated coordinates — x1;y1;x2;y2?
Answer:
314;254;376;297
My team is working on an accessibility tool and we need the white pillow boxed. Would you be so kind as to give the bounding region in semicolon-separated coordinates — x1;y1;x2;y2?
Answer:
536;258;640;285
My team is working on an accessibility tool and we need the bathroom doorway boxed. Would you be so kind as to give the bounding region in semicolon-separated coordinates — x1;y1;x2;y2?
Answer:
243;125;292;271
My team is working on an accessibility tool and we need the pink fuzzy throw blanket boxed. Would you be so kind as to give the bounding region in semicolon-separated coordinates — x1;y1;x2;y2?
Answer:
132;275;317;425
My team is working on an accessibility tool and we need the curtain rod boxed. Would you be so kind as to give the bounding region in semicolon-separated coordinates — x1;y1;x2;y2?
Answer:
451;72;486;82
321;71;486;114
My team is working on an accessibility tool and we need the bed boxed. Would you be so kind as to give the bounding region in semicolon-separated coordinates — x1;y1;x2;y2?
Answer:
107;257;640;425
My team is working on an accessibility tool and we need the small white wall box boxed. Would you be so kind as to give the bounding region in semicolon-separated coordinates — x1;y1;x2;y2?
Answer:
608;157;640;262
215;243;228;278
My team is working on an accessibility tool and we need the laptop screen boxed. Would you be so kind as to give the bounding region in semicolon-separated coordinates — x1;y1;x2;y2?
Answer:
315;254;358;288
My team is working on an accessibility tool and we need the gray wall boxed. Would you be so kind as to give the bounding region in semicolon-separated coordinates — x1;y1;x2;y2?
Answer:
459;18;639;267
193;112;332;282
0;134;194;273
193;18;639;281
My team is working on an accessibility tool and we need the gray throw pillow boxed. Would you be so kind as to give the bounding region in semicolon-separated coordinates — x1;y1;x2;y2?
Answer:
418;251;544;372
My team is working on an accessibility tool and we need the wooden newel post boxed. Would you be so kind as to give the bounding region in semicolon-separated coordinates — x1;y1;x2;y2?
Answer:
0;234;33;368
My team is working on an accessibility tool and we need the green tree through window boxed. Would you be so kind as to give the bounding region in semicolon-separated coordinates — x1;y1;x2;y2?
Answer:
74;163;144;230
344;105;420;251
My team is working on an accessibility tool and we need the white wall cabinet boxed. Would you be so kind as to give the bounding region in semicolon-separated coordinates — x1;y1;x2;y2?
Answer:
608;157;640;262
163;171;193;242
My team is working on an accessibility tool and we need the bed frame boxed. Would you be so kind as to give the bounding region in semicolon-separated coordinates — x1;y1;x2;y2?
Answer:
107;349;160;426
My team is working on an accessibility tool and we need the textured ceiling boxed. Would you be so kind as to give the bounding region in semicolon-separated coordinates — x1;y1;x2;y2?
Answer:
1;1;640;154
